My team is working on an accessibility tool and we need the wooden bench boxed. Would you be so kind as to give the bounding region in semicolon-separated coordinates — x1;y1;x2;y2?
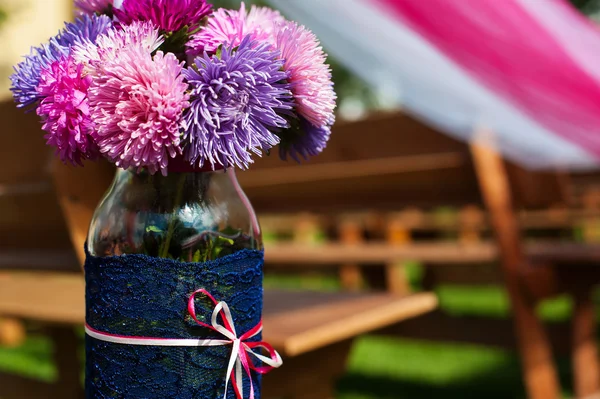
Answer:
237;112;600;399
0;103;439;398
0;271;437;399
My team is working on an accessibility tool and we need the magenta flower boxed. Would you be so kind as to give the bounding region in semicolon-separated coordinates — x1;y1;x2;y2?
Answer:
115;0;212;32
187;4;284;55
37;56;98;165
88;47;190;175
74;0;113;16
275;20;336;128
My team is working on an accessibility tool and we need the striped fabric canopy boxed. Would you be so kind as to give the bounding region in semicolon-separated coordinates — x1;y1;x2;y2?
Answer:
267;0;600;170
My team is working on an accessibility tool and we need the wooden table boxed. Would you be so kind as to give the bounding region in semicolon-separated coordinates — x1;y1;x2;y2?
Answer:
0;271;437;399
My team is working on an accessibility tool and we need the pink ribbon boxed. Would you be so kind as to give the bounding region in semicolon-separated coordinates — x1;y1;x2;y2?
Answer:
85;288;282;399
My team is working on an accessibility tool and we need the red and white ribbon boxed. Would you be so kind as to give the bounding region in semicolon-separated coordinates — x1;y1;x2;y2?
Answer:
85;289;282;399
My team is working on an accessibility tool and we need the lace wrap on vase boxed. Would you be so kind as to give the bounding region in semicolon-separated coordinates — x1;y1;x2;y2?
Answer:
85;248;264;399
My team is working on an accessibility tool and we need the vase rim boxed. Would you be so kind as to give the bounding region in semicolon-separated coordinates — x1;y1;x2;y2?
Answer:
167;155;228;173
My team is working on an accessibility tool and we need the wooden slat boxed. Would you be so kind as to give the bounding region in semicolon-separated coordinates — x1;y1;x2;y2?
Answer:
240;153;465;188
264;241;600;267
0;272;84;324
265;242;498;265
261;208;600;235
0;272;437;358
0;250;79;271
263;290;437;357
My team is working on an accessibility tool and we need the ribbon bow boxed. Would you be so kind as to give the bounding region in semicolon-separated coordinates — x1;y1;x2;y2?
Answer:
187;289;282;399
85;289;282;399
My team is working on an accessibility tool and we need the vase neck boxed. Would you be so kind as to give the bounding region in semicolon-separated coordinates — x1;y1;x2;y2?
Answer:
166;156;227;174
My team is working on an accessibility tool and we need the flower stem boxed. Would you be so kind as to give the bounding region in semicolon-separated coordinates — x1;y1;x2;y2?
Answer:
160;173;186;258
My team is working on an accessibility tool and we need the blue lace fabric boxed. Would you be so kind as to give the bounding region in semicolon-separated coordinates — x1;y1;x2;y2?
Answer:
85;247;264;399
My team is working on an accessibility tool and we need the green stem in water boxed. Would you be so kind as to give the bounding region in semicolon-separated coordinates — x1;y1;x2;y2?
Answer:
160;173;186;258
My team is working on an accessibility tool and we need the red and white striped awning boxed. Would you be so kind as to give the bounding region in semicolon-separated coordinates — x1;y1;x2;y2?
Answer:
267;0;600;170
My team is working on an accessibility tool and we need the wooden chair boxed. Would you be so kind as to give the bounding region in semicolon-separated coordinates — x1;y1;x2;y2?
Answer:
238;112;600;399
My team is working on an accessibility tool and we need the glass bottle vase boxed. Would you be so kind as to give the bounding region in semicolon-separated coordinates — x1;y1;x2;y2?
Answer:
84;167;265;399
88;167;262;259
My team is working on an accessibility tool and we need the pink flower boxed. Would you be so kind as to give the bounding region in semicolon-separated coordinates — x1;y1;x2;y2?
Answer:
187;3;285;55
88;48;190;175
37;56;98;165
275;20;336;128
72;21;163;78
74;0;113;16
246;5;285;39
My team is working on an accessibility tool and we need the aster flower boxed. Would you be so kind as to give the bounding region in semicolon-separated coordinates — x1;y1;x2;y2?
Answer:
182;36;293;170
37;56;97;165
74;0;113;16
73;21;163;77
278;117;332;162
246;4;285;40
188;3;284;55
10;14;112;108
10;44;66;109
55;14;113;48
275;20;336;128
115;0;212;32
88;48;190;175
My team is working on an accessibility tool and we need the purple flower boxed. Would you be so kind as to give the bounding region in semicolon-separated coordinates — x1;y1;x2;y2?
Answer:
115;0;212;32
182;36;293;170
37;56;98;165
10;15;112;109
55;14;113;48
89;47;190;175
279;117;332;162
75;0;113;16
10;44;66;109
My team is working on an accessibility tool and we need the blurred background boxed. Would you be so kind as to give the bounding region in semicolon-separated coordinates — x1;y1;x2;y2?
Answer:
4;0;600;398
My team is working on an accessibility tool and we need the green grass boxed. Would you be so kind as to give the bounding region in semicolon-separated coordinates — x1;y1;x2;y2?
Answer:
0;278;586;398
0;334;55;382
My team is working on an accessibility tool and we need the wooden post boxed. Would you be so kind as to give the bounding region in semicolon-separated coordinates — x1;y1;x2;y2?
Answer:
458;205;484;244
470;135;561;399
581;190;600;243
338;217;364;291
572;288;600;399
384;212;414;294
0;318;25;347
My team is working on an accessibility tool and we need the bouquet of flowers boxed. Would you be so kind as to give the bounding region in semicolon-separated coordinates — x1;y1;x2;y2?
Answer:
10;0;336;175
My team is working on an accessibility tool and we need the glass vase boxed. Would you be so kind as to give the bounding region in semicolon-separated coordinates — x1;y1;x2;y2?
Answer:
87;167;262;259
84;167;265;399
